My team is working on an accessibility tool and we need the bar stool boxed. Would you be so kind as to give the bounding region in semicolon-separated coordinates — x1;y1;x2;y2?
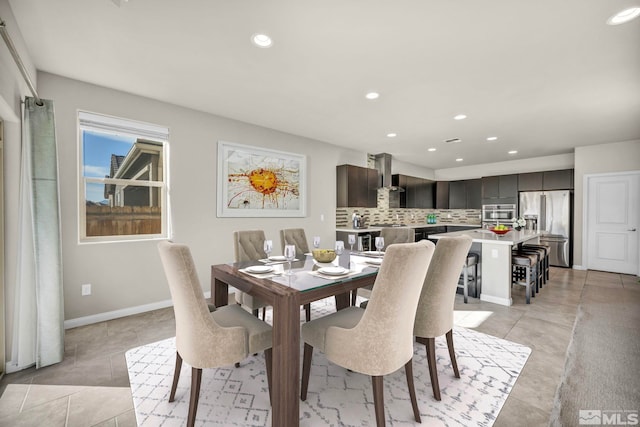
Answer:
514;247;544;293
523;243;550;284
459;252;479;303
512;253;537;304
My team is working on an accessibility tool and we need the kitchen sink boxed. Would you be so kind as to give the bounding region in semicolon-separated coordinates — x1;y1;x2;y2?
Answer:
370;223;407;227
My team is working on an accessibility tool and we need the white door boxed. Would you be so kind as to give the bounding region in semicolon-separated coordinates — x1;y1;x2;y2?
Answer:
586;172;639;274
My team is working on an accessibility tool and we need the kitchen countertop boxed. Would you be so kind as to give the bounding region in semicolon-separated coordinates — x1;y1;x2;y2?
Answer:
337;223;481;233
428;228;543;246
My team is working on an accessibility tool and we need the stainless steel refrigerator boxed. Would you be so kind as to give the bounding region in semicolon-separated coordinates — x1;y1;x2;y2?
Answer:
519;190;572;267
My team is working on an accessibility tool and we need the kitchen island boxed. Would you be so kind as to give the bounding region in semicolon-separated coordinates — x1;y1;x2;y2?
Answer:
429;229;543;306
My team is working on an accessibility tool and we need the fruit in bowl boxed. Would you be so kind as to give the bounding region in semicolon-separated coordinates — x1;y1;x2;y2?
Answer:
490;224;511;235
312;249;337;263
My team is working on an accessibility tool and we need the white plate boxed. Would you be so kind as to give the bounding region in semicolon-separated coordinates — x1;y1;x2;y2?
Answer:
363;251;384;257
318;266;349;276
268;255;287;261
366;258;383;265
246;265;273;274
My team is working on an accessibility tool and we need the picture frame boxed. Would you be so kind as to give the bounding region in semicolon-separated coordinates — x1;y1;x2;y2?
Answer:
217;141;307;217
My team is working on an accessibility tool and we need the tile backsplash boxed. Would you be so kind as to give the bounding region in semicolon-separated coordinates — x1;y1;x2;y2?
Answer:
336;187;481;227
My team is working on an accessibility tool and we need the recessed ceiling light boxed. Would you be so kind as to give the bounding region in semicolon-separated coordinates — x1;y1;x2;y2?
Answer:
453;114;467;120
455;158;463;162
365;92;380;100
486;136;498;141
251;33;273;48
427;148;436;152
386;133;397;138
508;150;518;154
607;7;640;25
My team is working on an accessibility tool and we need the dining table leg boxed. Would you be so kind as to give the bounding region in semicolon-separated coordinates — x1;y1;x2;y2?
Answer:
271;291;300;427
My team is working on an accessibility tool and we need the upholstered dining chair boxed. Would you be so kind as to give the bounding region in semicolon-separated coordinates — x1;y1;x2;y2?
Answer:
158;241;273;427
279;228;313;321
380;226;415;245
279;228;311;259
233;230;270;319
414;235;473;401
300;240;436;427
352;227;416;305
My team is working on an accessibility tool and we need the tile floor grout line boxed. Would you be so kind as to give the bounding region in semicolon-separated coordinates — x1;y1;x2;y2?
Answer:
18;383;31;413
64;395;71;427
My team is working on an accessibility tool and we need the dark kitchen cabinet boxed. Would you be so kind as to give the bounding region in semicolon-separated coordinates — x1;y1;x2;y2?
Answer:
435;181;450;209
482;174;518;204
449;180;466;209
518;172;543;191
336;164;378;207
543;169;574;190
518;169;573;191
466;179;482;209
392;174;435;208
449;179;481;209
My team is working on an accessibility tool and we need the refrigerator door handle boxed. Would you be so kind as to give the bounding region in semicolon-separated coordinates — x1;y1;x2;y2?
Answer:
540;194;546;231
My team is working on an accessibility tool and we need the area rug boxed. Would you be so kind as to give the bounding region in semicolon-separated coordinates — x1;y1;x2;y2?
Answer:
126;299;531;426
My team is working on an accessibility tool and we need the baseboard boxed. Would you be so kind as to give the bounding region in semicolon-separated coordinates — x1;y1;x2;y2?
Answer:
480;294;512;306
5;360;35;374
63;291;211;329
572;265;587;270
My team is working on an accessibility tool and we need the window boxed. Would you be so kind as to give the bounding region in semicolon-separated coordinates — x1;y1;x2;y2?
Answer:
78;111;170;242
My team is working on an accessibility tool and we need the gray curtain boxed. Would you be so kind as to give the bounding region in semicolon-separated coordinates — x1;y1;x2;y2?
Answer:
13;96;64;369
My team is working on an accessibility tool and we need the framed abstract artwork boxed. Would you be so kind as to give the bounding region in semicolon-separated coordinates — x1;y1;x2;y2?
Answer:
217;141;307;217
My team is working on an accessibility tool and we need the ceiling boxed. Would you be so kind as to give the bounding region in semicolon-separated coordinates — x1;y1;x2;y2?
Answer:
7;0;640;170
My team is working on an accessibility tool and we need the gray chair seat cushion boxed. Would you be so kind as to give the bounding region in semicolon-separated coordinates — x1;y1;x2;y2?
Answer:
301;306;364;352
212;304;273;354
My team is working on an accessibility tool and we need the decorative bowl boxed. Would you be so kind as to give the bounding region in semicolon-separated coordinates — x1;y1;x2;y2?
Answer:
312;249;337;263
490;227;511;235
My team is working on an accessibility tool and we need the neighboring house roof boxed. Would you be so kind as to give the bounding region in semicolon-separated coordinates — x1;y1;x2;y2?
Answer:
104;154;125;199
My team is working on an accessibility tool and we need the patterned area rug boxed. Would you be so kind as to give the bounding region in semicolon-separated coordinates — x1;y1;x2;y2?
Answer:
126;299;531;426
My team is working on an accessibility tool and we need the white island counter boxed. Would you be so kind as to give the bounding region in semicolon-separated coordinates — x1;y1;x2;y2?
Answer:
429;229;543;306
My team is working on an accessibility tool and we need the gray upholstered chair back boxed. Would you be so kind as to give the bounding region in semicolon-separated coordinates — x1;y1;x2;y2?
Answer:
280;228;310;258
158;241;246;368
380;227;415;245
324;240;435;375
234;230;267;262
414;236;473;338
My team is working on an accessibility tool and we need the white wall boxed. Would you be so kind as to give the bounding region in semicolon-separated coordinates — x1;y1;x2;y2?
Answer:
434;153;574;181
573;140;640;268
36;72;372;323
1;0;38;367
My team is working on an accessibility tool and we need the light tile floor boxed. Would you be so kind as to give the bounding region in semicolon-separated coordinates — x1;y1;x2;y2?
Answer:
0;268;636;426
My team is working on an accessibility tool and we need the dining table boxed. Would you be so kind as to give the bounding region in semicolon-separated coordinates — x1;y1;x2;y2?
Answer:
211;252;382;427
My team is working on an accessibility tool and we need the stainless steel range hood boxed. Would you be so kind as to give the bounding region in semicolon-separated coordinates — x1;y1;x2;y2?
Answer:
374;153;404;191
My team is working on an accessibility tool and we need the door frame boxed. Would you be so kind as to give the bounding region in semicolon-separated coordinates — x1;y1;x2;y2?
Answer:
583;170;640;275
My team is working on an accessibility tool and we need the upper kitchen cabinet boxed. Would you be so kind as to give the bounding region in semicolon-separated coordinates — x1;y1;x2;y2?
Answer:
482;174;518;204
518;172;543;191
517;169;574;191
392;174;435;208
336;164;378;207
543;169;574;190
449;179;481;209
435;181;450;209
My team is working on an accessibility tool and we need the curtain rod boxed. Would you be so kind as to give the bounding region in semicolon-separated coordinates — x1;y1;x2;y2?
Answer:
0;19;43;106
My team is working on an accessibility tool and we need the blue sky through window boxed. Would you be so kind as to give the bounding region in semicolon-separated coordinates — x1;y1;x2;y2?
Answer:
83;130;134;202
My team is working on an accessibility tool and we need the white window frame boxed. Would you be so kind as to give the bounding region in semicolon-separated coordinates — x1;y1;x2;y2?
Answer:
78;111;171;243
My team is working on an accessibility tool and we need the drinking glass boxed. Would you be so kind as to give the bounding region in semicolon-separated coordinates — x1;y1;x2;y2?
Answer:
334;240;345;256
263;239;273;259
284;244;296;275
375;236;385;253
313;236;321;249
348;234;356;251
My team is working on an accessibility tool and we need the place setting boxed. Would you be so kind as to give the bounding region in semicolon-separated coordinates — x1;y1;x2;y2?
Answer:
258;240;298;264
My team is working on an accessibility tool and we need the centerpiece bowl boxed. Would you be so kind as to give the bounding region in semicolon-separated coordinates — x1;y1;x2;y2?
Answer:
490;227;511;235
312;249;337;263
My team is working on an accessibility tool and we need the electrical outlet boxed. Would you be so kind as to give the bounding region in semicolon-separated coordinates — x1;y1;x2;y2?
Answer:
491;249;499;258
82;283;92;296
320;214;324;221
